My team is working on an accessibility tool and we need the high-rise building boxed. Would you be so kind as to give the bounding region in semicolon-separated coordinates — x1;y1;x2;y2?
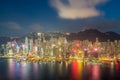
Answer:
25;37;29;54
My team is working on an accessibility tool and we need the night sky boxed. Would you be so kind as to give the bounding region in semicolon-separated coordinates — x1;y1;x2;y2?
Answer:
0;0;120;36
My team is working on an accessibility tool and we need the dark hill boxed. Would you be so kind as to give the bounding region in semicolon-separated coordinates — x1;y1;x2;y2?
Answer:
0;37;11;45
67;29;120;42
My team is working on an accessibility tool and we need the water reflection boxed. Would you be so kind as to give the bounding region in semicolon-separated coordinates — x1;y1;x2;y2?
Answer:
115;62;119;73
8;59;15;79
92;65;100;80
49;62;54;79
0;59;120;80
33;63;39;80
71;60;83;80
110;62;114;75
58;62;63;76
20;62;30;80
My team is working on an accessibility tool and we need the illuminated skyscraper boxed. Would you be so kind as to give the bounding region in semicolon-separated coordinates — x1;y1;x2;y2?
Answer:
29;39;33;51
25;37;29;54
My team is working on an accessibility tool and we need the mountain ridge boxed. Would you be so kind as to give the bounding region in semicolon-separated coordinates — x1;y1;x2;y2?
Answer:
67;29;120;42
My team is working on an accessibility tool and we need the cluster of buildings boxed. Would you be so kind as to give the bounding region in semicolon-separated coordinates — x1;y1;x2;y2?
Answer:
0;32;120;59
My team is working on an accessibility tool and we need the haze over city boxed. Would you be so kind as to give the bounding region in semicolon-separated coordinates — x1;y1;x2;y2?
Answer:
0;0;120;36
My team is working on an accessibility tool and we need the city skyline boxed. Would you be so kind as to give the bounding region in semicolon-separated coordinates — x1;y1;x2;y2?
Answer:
0;0;120;36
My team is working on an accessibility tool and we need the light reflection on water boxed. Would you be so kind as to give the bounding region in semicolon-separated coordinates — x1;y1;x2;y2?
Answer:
8;59;15;79
92;65;100;80
71;60;83;80
0;59;120;80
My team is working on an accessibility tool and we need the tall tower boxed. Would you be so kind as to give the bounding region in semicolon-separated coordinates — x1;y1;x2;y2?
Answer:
29;39;33;51
37;32;42;55
25;37;29;54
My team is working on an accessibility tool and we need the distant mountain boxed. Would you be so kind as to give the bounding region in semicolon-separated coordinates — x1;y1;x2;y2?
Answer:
67;29;120;42
0;36;22;46
0;29;120;46
0;37;11;45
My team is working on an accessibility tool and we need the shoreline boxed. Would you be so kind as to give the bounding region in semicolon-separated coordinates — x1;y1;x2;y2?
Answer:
0;55;120;64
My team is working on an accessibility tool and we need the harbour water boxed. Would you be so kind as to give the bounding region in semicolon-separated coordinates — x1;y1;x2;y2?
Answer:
0;58;120;80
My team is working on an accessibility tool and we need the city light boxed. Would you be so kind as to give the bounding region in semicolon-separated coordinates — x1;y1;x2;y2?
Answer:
0;32;120;64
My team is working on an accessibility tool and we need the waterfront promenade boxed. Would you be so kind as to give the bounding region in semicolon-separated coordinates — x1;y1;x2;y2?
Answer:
1;55;120;64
